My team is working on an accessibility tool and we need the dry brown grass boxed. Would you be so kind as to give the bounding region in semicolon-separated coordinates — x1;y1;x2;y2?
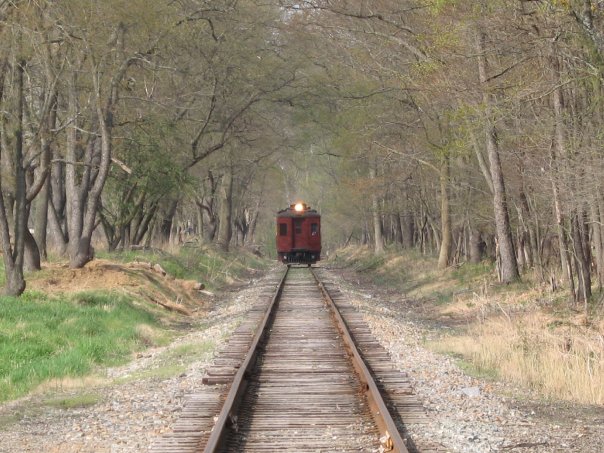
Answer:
33;376;107;394
431;307;604;405
333;246;604;405
29;259;206;315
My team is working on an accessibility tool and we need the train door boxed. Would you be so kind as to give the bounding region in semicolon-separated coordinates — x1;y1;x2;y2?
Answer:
293;218;303;248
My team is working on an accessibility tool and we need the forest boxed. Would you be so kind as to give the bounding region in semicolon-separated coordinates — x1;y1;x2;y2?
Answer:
1;0;604;307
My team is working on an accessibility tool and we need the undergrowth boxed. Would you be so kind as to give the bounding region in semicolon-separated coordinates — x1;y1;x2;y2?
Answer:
331;245;493;302
98;245;270;289
0;244;271;404
0;290;167;402
0;243;273;407
330;245;604;405
430;314;604;404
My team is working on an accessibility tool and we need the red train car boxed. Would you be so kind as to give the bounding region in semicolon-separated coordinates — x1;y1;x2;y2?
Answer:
276;202;321;265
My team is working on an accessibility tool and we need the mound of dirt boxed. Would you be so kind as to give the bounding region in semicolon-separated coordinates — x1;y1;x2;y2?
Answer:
29;259;208;315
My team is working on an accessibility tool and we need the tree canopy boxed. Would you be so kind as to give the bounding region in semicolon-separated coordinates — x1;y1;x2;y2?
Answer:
1;0;604;303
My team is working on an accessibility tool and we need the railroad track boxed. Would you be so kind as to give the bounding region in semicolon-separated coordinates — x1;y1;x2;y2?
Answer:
152;266;433;453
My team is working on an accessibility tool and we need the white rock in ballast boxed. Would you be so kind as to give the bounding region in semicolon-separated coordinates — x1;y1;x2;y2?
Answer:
461;387;481;398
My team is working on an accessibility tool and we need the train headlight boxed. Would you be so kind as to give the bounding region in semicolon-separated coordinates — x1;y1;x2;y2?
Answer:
294;203;304;212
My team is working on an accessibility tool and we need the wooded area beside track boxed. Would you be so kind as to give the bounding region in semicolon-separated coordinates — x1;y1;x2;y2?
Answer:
1;0;604;308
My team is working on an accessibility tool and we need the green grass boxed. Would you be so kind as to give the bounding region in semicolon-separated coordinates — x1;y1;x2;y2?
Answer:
454;355;499;380
0;290;167;402
113;341;216;384
451;261;493;285
0;245;270;403
98;246;271;290
160;341;215;363
0;413;21;429
44;393;101;409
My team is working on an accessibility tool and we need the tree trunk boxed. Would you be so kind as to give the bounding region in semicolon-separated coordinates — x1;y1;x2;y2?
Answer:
401;213;414;249
48;194;68;255
48;153;67;254
550;42;576;293
438;156;451;269
160;198;178;243
571;211;591;303
553;179;574;294
69;71;114;268
362;219;369;245
471;131;494;195
197;199;218;243
133;203;158;245
591;197;604;288
216;169;233;252
469;227;483;264
64;71;87;267
24;227;41;272
0;60;27;296
32;92;56;261
247;199;261;244
394;212;403;246
369;162;384;254
34;176;49;261
477;31;519;283
518;186;536;269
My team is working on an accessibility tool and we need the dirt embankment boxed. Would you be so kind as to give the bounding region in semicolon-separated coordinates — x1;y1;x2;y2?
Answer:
29;259;209;315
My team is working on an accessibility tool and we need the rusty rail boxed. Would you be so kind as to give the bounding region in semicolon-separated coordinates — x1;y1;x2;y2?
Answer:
202;266;289;453
311;267;409;453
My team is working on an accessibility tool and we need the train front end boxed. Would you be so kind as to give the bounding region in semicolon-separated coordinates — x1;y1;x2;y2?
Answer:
276;202;321;265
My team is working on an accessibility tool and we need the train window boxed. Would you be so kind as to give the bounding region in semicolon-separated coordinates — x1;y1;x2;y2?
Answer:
311;223;318;235
294;220;302;234
279;223;287;236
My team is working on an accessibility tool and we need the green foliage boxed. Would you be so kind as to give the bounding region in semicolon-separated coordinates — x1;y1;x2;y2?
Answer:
102;116;192;234
0;291;165;402
160;342;215;362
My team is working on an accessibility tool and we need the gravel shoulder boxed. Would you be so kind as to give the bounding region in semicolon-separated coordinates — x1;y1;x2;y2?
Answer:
323;265;604;453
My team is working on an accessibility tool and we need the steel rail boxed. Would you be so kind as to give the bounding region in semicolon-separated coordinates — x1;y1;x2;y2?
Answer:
202;266;289;453
311;268;409;453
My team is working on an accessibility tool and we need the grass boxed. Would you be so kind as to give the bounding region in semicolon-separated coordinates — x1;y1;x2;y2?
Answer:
329;245;604;405
0;413;21;429
98;245;271;290
0;244;271;404
160;341;215;363
44;393;101;409
331;245;494;301
115;339;217;384
430;313;604;404
452;353;499;380
0;290;168;402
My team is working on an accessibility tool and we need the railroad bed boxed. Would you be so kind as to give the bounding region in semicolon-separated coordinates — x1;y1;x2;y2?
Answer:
225;269;379;452
152;266;435;453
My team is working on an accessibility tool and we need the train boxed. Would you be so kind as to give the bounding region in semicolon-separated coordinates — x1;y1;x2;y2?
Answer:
276;202;321;265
